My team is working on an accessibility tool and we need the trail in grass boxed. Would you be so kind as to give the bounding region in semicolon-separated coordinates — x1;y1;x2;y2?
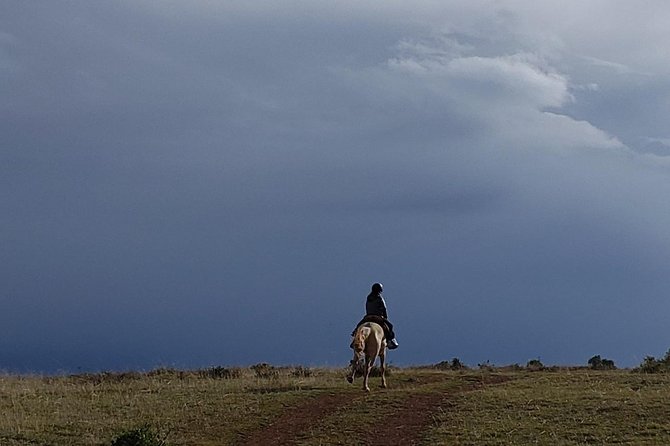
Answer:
237;373;513;446
237;390;364;446
360;373;513;446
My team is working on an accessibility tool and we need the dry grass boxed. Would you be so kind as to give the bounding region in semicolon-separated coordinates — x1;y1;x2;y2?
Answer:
0;366;347;446
425;369;670;445
296;371;479;445
4;366;670;445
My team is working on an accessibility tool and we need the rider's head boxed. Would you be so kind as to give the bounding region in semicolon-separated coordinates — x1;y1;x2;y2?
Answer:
371;282;383;293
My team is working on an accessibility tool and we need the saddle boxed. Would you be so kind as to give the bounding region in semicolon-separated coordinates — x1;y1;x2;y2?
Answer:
352;315;391;339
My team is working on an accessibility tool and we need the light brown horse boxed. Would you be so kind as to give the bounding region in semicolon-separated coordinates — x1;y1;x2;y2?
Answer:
346;321;387;392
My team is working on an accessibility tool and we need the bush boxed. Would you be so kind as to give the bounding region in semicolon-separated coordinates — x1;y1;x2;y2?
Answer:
251;363;279;379
636;356;662;373
432;360;450;370
291;366;313;378
450;357;468;370
110;425;168;446
199;366;242;379
635;351;670;373
526;359;544;371
147;368;187;379
588;355;616;370
434;358;468;371
478;360;494;371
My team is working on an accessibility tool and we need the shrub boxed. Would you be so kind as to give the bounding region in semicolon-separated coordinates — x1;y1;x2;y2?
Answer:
588;355;616;370
434;358;468;371
251;363;279;379
199;366;242;379
478;360;494;371
450;357;468;370
526;359;544;371
291;366;313;378
147;368;187;379
636;356;662;373
110;425;168;446
432;360;450;370
634;351;670;373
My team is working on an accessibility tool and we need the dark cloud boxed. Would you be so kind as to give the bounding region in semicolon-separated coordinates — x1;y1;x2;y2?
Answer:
2;1;670;372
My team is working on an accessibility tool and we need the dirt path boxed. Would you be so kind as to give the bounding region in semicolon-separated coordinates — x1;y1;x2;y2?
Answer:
238;374;511;446
238;391;363;445
361;374;513;446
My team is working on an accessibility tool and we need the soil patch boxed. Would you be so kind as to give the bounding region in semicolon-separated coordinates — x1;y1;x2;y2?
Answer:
360;374;513;446
237;374;512;446
237;391;361;445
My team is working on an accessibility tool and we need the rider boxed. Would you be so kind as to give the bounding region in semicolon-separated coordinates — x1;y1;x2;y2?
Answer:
353;283;399;349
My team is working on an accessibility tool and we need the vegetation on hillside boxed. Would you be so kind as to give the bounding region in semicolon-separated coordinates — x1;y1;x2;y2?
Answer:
588;354;616;370
110;425;168;446
1;353;670;445
634;349;670;373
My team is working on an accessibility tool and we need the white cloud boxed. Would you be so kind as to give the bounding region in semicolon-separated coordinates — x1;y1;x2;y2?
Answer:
447;54;570;108
512;111;625;152
645;137;670;146
579;55;641;76
376;34;624;155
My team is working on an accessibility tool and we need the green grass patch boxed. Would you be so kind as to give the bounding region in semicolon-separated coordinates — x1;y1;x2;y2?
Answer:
0;366;342;445
4;367;670;445
426;370;670;445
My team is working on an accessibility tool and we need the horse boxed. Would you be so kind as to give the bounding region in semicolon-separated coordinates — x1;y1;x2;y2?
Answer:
346;321;387;392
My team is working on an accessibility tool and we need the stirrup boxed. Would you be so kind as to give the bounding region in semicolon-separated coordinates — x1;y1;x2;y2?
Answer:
387;338;399;349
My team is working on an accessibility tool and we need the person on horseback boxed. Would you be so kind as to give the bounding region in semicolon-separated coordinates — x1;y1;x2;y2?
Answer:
353;283;399;349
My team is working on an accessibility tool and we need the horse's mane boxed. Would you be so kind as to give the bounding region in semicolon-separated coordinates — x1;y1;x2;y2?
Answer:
353;325;369;353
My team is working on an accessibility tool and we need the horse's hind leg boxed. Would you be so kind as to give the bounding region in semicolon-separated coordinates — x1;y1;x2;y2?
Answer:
379;350;387;389
347;353;358;384
363;355;376;392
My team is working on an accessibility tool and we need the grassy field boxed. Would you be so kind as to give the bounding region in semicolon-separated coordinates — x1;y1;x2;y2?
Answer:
2;365;670;445
427;369;670;445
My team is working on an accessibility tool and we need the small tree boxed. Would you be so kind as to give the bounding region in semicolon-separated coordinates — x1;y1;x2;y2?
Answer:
635;350;670;373
199;366;242;379
636;356;662;373
588;355;616;370
251;363;279;379
450;357;467;370
433;358;468;371
526;358;544;371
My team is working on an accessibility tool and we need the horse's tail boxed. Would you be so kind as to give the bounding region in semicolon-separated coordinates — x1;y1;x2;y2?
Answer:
353;325;368;353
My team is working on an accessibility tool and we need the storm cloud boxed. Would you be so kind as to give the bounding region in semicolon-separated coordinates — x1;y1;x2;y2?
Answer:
3;1;670;372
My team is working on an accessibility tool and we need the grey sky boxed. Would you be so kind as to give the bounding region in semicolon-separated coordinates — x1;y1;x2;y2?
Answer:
3;1;670;372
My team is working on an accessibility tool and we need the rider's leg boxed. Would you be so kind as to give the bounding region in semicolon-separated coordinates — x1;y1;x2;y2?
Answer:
384;320;399;349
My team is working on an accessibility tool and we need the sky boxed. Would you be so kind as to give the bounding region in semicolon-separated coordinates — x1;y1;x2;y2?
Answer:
3;1;670;373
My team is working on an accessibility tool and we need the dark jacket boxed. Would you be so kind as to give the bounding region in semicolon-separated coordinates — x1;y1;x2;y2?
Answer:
366;291;388;319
